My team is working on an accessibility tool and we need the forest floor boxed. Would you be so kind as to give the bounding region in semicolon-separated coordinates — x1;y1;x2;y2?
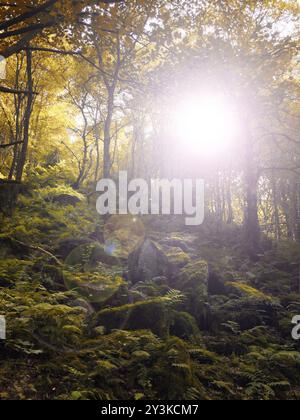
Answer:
0;182;300;400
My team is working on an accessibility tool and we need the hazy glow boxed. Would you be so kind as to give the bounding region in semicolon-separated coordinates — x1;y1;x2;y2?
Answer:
170;94;241;156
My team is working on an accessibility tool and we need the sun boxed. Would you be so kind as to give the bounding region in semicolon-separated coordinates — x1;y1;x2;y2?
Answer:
169;93;241;157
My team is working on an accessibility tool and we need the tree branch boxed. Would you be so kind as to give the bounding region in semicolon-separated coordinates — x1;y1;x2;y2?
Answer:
0;141;23;149
7;236;63;266
0;85;38;94
0;0;57;31
24;46;82;56
0;28;41;58
0;21;55;39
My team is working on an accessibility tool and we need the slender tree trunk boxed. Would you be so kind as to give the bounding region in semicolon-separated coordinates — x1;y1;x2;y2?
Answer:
103;89;114;178
9;55;22;180
226;175;234;224
292;181;300;243
271;173;281;241
16;47;33;182
281;182;293;239
94;123;101;185
244;128;261;259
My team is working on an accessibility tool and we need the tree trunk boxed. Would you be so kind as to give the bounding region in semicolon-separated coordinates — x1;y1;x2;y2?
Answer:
103;90;114;178
244;129;261;259
15;47;33;182
226;175;234;224
271;173;281;241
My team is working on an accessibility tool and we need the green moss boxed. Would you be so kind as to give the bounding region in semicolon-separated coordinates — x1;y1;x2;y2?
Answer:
151;337;193;399
37;185;85;203
177;260;208;295
0;258;34;286
270;352;300;385
96;290;184;337
166;247;191;268
188;348;220;364
65;242;119;269
97;300;168;337
132;350;151;361
170;311;201;341
2;181;300;400
103;215;145;258
245;383;275;400
63;271;124;303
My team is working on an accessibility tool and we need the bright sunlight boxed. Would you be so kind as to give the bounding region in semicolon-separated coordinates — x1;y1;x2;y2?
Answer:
169;93;241;156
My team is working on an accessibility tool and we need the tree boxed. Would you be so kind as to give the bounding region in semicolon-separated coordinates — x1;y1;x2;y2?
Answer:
0;0;122;58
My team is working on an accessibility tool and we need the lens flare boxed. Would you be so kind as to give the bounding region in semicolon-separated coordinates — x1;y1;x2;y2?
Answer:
104;215;145;259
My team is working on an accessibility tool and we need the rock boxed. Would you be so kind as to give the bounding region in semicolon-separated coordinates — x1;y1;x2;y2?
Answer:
147;216;186;233
96;300;168;337
152;276;169;285
170;311;201;340
52;193;82;206
128;239;171;284
165;247;191;269
57;238;90;259
104;215;145;259
65;242;120;269
64;271;125;303
70;298;95;317
159;238;194;253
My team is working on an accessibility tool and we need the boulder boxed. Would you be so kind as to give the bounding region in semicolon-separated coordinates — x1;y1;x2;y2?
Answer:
65;242;120;269
64;271;125;304
128;239;171;284
96;300;168;337
159;237;194;253
56;238;90;259
165;247;191;269
52;193;81;206
170;311;201;340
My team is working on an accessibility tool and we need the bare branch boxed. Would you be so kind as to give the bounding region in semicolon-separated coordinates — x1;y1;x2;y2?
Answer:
0;0;57;31
0;21;55;39
0;141;23;149
0;85;38;95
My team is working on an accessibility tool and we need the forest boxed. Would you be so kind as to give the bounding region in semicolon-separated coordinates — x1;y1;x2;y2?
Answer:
0;0;300;401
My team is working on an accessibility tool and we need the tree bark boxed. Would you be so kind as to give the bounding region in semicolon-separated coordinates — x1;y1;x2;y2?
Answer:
103;89;114;178
15;47;33;182
244;128;261;259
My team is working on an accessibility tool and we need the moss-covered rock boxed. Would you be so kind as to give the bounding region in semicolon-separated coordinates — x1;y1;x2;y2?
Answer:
128;239;171;284
64;271;125;303
65;242;119;269
159;234;196;253
96;299;168;337
165;247;191;269
104;215;145;259
40;185;85;206
170;311;201;341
